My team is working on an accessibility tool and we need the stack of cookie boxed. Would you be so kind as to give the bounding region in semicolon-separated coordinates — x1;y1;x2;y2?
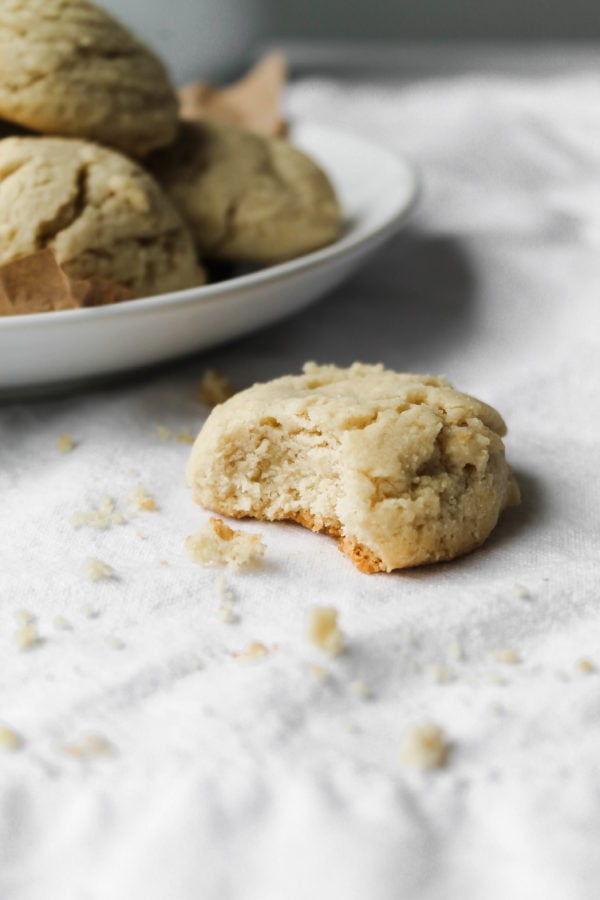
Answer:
0;0;341;306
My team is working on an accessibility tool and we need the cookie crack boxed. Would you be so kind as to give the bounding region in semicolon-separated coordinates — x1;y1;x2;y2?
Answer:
0;159;26;183
211;197;239;255
73;45;137;63
34;163;89;249
265;138;295;194
138;227;179;288
211;155;284;257
415;427;455;481
1;67;49;92
0;31;151;94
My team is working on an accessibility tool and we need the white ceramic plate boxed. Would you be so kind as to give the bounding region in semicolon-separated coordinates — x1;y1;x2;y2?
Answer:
0;122;418;397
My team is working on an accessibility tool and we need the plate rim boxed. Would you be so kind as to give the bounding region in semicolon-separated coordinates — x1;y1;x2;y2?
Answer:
0;121;419;332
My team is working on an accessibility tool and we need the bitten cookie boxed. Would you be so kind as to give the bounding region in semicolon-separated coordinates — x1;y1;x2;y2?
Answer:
0;136;203;296
0;0;178;156
148;121;341;263
187;363;520;573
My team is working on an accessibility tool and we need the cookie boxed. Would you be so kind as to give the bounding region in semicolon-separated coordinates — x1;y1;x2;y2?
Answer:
187;363;520;573
148;121;341;263
0;0;178;156
0;136;203;296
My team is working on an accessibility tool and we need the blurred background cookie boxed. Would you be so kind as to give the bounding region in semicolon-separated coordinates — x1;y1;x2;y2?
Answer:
0;136;203;296
148;120;342;264
0;0;178;156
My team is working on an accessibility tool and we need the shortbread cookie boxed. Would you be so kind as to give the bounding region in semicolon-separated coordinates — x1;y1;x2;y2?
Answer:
0;136;203;296
187;363;520;573
149;121;341;263
0;0;178;156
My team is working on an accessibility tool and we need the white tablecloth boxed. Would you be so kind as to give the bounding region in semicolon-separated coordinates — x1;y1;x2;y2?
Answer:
2;50;600;900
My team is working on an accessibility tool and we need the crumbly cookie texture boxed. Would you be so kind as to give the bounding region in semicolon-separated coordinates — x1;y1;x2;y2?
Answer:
148;120;341;263
187;363;520;573
0;0;178;155
186;517;266;569
0;137;203;295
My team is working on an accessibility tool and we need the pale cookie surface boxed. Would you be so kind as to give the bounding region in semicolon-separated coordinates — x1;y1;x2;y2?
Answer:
187;363;520;573
0;137;203;296
149;121;341;263
0;0;178;156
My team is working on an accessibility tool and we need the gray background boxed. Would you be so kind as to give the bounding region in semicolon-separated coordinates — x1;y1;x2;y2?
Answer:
266;0;600;41
98;0;600;83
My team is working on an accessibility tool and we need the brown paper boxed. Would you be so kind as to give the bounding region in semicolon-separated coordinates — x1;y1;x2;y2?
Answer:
0;249;135;317
178;52;288;138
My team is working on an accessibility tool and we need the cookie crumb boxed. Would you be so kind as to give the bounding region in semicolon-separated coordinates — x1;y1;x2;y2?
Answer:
577;658;595;674
53;615;72;631
349;679;371;698
198;369;235;406
513;584;531;600
64;733;114;758
424;663;454;684
218;605;238;624
57;432;75;453
72;495;126;529
160;560;169;567
157;424;173;441
215;574;235;602
234;641;270;663
447;639;463;662
400;723;449;770
186;518;265;569
0;724;23;752
129;485;158;512
82;557;113;582
106;636;126;650
307;606;345;656
14;622;41;651
491;648;520;665
309;664;328;681
81;604;101;619
156;423;195;444
14;609;35;626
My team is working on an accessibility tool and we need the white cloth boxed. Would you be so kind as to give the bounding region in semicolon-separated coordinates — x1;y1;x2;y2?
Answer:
2;56;600;900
